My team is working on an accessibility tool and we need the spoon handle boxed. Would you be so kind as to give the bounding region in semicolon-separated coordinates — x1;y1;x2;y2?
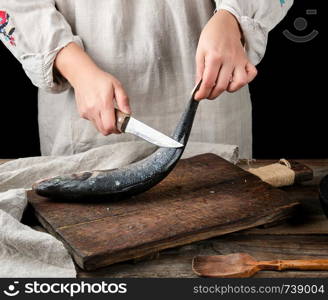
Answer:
258;259;328;271
279;259;328;271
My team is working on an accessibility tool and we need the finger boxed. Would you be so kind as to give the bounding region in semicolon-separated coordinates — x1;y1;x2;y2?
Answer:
94;112;108;135
195;56;221;100
87;114;105;135
245;62;258;83
78;104;106;134
97;85;120;135
76;97;90;121
227;65;249;93
208;64;233;100
195;52;205;84
114;82;131;114
100;102;120;135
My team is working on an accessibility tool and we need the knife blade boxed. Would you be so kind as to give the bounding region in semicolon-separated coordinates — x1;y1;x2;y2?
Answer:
115;109;183;148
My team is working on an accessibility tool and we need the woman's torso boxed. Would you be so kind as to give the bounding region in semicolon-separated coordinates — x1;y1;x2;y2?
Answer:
38;0;252;158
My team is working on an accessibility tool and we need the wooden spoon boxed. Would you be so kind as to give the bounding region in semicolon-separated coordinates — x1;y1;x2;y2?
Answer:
192;253;328;278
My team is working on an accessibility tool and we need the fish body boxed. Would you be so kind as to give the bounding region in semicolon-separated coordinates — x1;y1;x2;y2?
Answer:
33;90;200;200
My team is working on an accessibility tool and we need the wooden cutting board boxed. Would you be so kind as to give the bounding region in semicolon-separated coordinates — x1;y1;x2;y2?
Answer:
27;154;300;271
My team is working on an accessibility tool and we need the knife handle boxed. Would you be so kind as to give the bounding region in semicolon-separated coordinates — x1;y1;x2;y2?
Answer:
115;109;130;133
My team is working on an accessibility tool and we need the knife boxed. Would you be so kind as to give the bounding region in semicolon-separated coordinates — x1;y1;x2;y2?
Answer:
115;109;183;148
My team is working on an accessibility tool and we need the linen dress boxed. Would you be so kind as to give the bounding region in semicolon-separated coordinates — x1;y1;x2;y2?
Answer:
0;0;293;158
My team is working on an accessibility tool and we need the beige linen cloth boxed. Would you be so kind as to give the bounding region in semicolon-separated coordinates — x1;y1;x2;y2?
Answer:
0;0;293;159
0;141;238;278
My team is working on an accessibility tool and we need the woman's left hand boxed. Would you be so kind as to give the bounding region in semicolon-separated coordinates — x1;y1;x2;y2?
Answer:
195;9;257;100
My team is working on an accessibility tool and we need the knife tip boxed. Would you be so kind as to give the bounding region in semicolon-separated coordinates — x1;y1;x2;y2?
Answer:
172;142;184;148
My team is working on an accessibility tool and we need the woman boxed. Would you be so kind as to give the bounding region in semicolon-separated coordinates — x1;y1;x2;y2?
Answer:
0;0;293;159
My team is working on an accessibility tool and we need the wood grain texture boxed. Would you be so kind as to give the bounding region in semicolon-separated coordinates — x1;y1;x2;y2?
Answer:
77;235;328;278
192;253;328;278
27;154;299;271
289;161;314;183
76;158;328;278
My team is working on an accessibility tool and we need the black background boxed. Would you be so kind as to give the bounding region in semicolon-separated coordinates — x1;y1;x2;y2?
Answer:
0;0;324;159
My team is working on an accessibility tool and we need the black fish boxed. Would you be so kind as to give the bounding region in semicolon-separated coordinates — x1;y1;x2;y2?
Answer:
33;83;201;200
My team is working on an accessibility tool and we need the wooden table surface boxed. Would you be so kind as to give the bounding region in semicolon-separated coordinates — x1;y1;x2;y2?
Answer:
2;158;328;278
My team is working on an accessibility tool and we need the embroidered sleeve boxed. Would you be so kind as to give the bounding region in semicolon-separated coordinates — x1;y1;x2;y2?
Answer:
214;0;294;65
0;2;83;93
0;11;16;46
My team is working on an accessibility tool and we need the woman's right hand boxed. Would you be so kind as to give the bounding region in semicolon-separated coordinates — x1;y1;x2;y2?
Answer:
73;69;130;135
54;42;131;135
